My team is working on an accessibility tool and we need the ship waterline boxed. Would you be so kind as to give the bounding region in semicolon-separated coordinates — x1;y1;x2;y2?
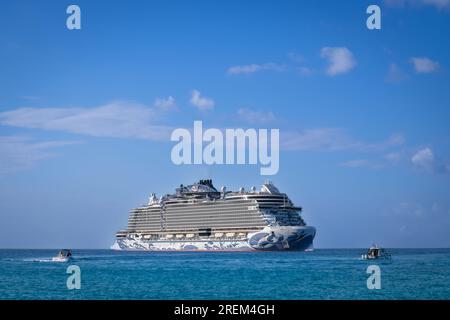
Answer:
112;180;316;251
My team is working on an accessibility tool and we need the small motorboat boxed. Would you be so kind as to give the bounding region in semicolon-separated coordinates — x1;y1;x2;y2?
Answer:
361;245;391;260
52;249;73;262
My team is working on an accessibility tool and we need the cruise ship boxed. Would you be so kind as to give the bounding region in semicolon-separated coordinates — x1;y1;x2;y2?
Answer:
112;180;316;251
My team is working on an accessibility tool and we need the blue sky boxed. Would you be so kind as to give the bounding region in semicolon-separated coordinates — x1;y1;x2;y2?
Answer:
1;0;450;248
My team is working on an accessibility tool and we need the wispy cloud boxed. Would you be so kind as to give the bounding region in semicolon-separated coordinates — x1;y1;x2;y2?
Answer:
282;128;404;152
384;151;404;163
287;52;305;64
385;0;450;10
410;57;440;73
237;108;276;124
363;133;405;152
281;128;413;172
411;147;450;174
320;47;356;76
227;63;285;75
411;147;434;170
339;159;373;168
339;139;409;170
424;0;450;9
339;158;390;169
0;101;173;141
0;136;80;175
189;90;215;111
296;66;314;76
282;128;361;151
339;147;450;174
154;96;177;111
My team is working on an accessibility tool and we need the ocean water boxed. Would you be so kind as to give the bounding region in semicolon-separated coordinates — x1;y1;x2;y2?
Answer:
0;249;449;300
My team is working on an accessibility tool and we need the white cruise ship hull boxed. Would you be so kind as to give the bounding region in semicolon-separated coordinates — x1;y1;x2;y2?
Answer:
111;226;316;251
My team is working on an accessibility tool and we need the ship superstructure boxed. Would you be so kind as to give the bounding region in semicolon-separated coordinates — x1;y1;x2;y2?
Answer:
112;180;316;251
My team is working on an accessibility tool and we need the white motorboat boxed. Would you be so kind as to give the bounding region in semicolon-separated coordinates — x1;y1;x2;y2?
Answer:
52;249;73;262
361;245;391;260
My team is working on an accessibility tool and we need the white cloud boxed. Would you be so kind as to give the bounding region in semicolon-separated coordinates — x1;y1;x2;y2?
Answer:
385;0;450;10
340;141;408;170
237;108;276;124
282;129;404;154
423;0;450;9
154;96;176;111
320;47;356;76
227;64;261;74
385;133;406;146
282;128;361;151
409;147;450;174
410;57;440;73
0;136;79;175
189;90;215;110
384;0;410;7
411;147;434;170
0;102;172;141
363;133;405;152
227;63;285;75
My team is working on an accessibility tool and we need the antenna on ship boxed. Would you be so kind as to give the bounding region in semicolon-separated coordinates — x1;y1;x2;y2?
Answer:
221;186;226;199
148;193;157;205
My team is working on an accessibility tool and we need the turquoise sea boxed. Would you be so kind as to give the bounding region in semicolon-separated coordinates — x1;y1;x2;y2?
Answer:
0;249;449;300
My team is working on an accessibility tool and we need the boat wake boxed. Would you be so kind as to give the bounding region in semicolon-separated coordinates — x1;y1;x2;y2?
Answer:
22;258;68;263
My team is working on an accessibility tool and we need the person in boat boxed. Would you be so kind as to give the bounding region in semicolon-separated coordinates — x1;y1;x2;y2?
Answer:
67;250;72;258
368;248;379;258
